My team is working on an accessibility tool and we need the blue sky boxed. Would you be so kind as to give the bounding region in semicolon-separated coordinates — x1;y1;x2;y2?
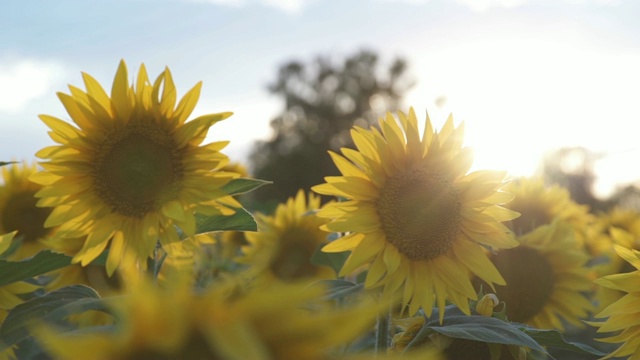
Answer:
1;0;639;197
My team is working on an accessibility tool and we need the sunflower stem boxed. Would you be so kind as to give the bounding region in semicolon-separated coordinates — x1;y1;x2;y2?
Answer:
375;302;390;356
152;241;166;282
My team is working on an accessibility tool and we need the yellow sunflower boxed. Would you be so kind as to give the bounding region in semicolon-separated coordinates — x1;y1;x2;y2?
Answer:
591;207;640;258
503;177;594;246
240;190;334;281
42;233;120;296
222;161;250;178
31;60;241;275
0;162;55;259
313;108;519;321
588;207;640;311
592;245;640;360
220;229;248;260
475;220;593;331
35;269;379;360
158;232;243;288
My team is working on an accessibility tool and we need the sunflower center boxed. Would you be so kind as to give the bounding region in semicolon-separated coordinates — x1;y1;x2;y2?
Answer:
2;190;52;242
508;201;552;235
377;166;461;261
93;122;184;218
490;246;555;323
269;226;323;280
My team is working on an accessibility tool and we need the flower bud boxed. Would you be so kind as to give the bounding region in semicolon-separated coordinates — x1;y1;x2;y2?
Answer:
475;293;499;317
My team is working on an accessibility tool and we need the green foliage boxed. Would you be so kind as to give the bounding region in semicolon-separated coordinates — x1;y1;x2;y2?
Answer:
195;207;257;233
0;285;105;351
310;243;349;276
400;306;607;359
0;161;15;167
311;279;363;301
521;327;606;358
0;250;71;287
408;306;546;355
222;178;271;196
192;177;269;234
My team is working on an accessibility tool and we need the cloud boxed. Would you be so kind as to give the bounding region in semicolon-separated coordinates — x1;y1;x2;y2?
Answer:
187;0;246;6
0;58;67;114
455;0;528;12
375;0;430;4
455;0;625;11
182;0;314;13
562;0;623;4
260;0;311;13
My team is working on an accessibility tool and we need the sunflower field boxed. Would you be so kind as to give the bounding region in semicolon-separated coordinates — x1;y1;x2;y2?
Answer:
0;60;639;360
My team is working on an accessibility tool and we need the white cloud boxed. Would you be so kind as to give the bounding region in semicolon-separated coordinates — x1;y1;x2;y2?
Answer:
187;0;246;6
563;0;623;4
259;0;313;13
455;0;529;12
456;0;624;10
181;0;313;13
375;0;431;5
0;58;67;114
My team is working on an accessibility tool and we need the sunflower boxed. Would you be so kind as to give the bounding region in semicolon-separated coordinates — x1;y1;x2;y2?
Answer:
220;229;248;260
592;245;640;360
240;190;334;281
588;207;640;311
158;232;242;288
31;60;241;275
0;162;55;259
474;220;593;331
42;232;119;294
313;109;519;321
35;268;379;360
503;177;594;246
221;161;250;178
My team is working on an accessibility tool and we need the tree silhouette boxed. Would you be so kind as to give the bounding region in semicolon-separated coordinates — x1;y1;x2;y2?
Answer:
248;49;413;211
539;147;602;210
537;146;640;212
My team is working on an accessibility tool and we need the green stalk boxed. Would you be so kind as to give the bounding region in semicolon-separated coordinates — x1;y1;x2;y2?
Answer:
375;304;390;356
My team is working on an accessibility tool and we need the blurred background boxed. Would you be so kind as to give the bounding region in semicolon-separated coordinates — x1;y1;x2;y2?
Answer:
2;0;639;211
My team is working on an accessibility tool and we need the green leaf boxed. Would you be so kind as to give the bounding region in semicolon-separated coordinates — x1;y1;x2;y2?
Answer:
522;327;607;357
0;285;102;351
222;178;271;196
0;250;72;287
406;307;547;356
309;279;364;300
310;243;350;276
427;315;546;353
195;207;257;233
0;161;16;167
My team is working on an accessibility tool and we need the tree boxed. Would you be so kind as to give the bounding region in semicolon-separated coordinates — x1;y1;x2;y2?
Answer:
248;49;413;211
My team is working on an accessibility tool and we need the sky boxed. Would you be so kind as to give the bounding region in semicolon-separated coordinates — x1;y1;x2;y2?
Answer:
1;0;639;198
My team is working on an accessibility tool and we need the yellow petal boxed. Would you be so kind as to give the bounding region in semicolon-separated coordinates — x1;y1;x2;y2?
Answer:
110;59;132;120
